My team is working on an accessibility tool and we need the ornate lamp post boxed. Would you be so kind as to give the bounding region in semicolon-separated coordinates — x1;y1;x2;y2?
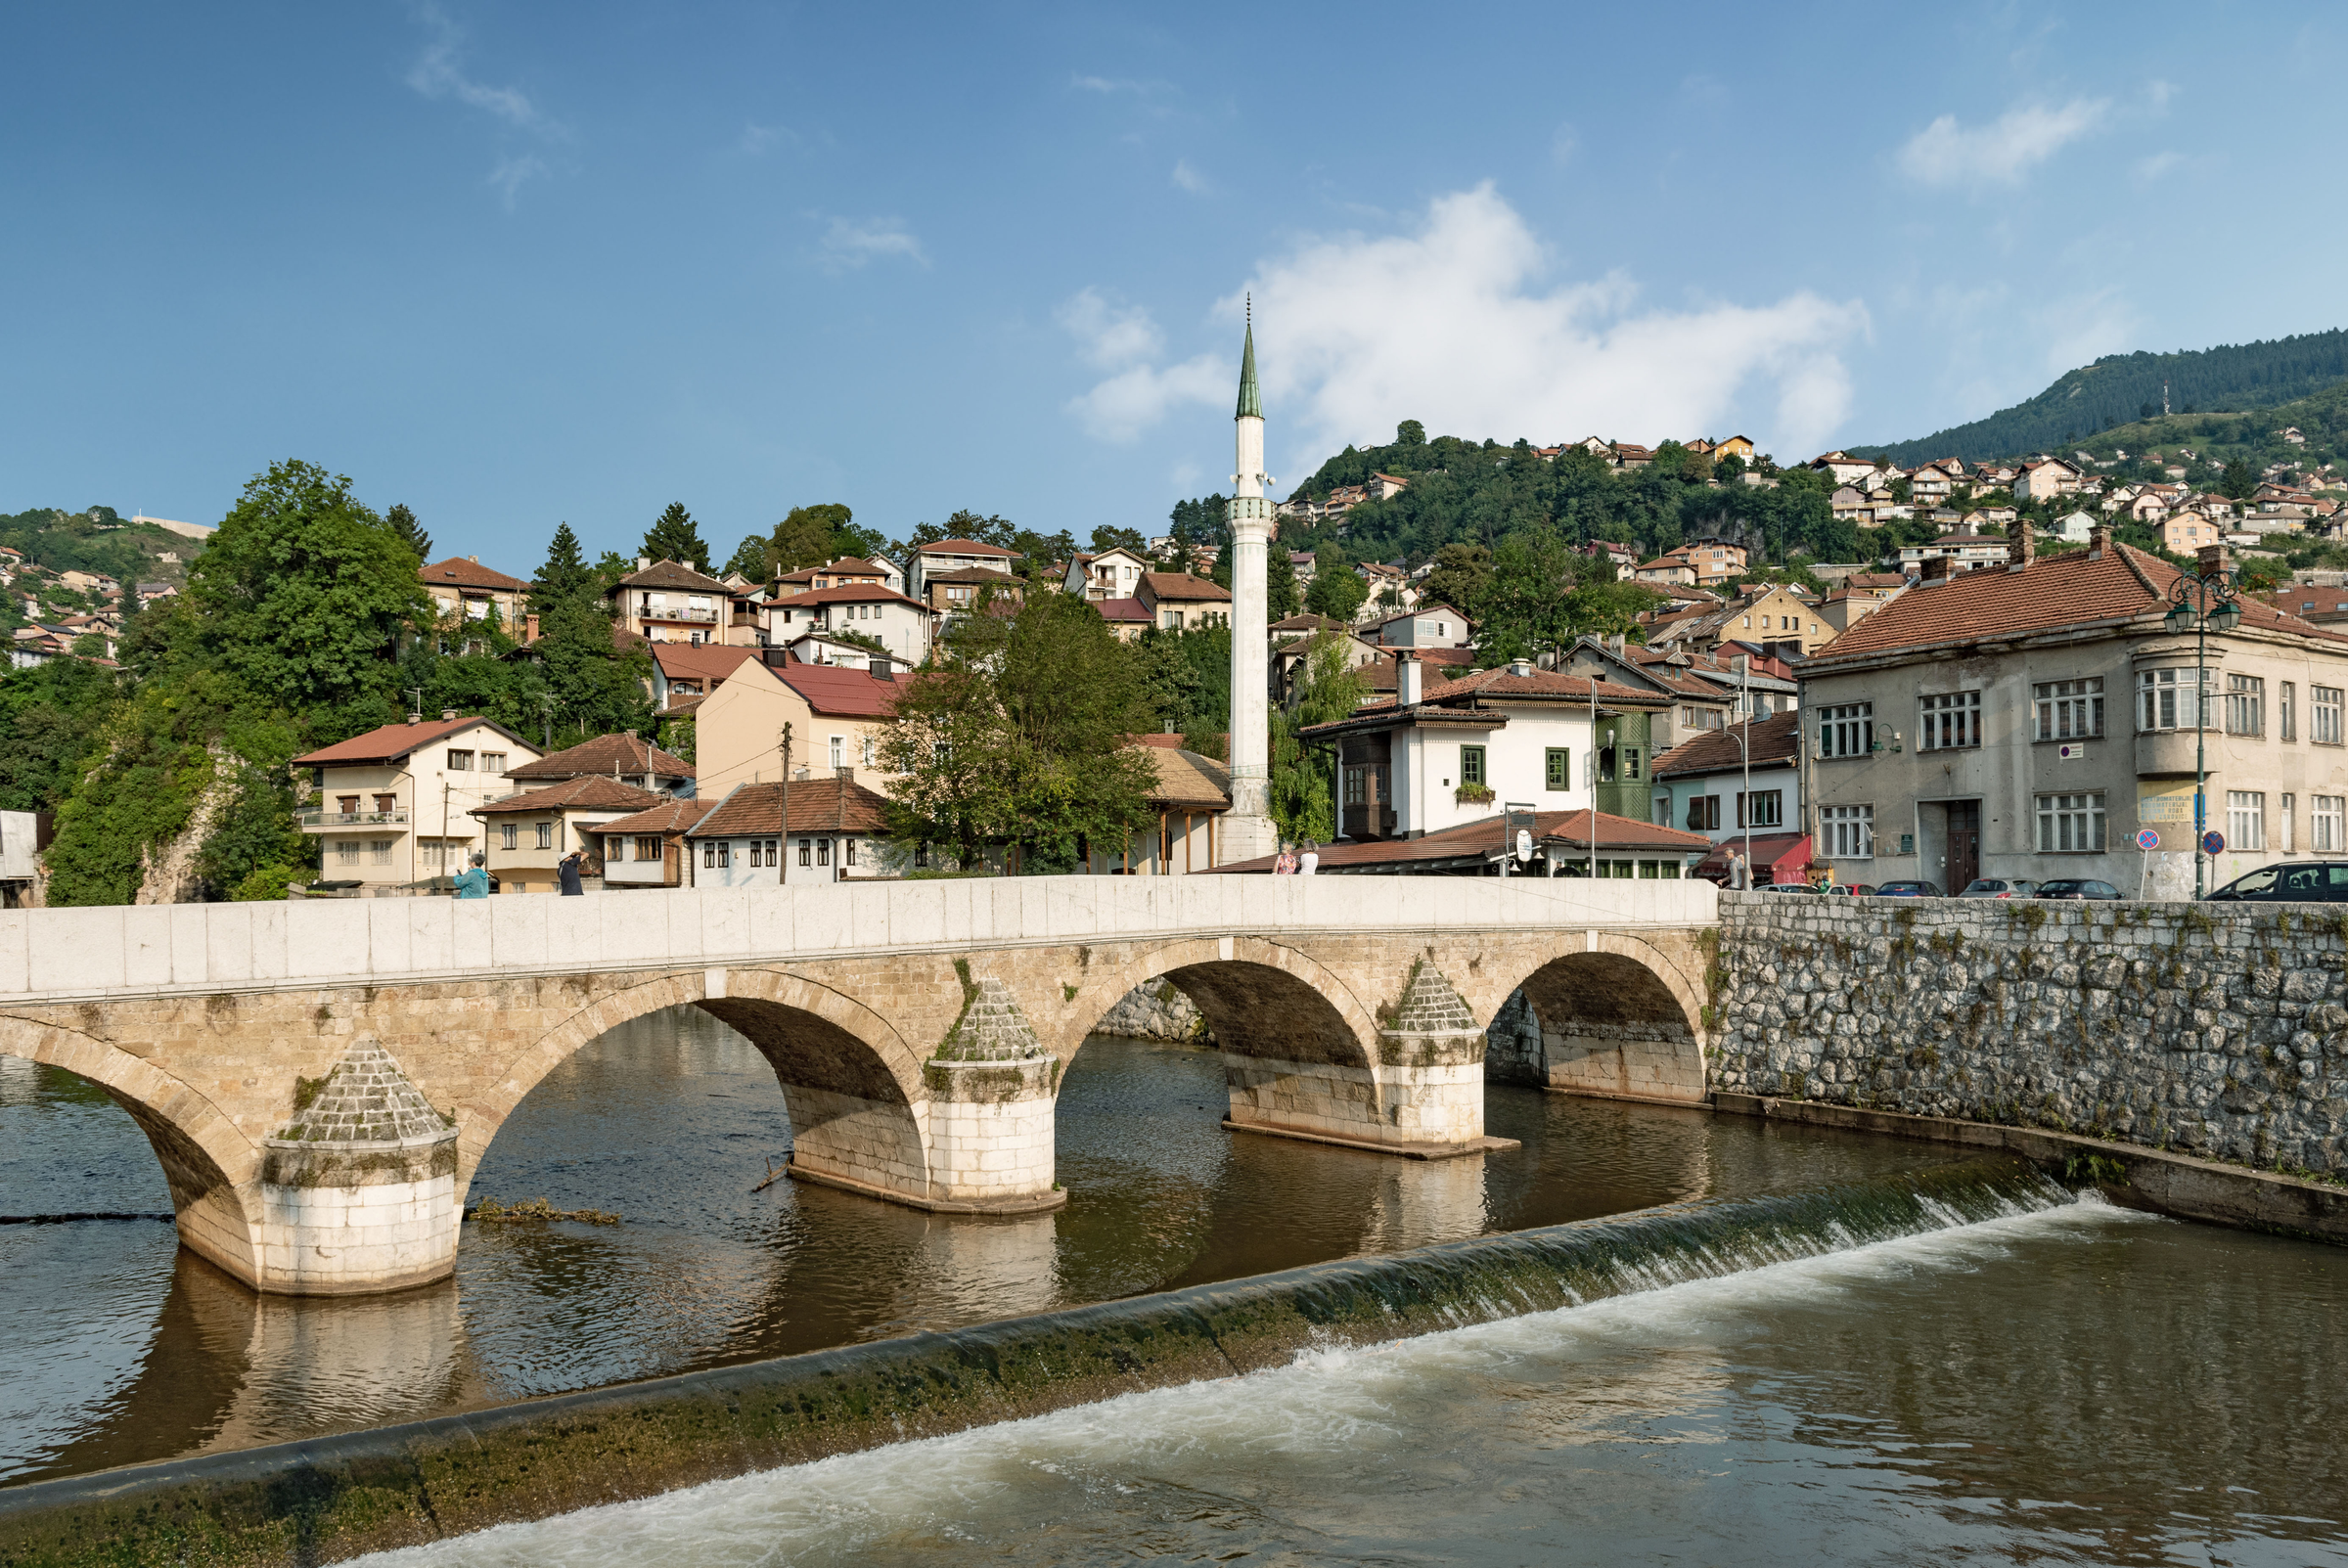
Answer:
2163;561;2243;898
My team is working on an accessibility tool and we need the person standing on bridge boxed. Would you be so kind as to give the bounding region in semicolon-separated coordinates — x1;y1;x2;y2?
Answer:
1725;845;1750;891
454;852;491;900
558;850;585;896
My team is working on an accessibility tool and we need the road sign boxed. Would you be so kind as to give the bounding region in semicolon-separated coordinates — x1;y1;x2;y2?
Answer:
2057;742;2089;761
2202;829;2226;856
2135;828;2160;851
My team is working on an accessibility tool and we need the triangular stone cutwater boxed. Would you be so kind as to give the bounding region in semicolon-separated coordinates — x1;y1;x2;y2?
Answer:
273;1037;454;1145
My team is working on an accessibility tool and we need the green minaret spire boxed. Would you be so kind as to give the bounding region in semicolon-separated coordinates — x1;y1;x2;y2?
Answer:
1236;294;1262;420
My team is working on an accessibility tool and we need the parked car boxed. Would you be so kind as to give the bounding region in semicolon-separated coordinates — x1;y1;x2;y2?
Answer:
1874;880;1943;897
1822;883;1876;896
2036;878;2122;901
1958;878;2039;899
2205;862;2348;903
1758;881;1819;894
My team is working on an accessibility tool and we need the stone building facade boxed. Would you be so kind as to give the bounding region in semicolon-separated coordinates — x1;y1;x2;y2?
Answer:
1709;892;2348;1177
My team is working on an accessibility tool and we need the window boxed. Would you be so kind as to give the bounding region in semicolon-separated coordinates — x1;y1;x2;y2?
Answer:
2281;793;2296;853
817;838;832;868
2227;790;2266;851
2137;669;2211;732
635;835;661;862
1622;746;1643;781
1823;803;1874;858
1738;789;1783;829
481;751;507;774
447;749;474;771
1918;691;1981;750
746;839;764;868
715;841;731;869
1819;702;1874;758
534;823;553;850
1544;747;1569;790
766;839;780;865
2316;687;2344;745
374;794;397;814
830;736;844;769
2281;684;2297;742
2314;796;2343;853
499;824;519;850
797;837;812;867
338;795;360;816
1687;795;1721;830
336;838;360;866
2225;675;2265;737
862;737;876;767
2033;678;2104;740
2035;792;2106;852
1460;745;1486;787
844;838;857;866
702;842;718;869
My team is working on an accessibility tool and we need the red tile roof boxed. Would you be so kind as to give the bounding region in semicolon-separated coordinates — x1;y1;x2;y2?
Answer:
1809;542;2336;665
1096;598;1152;622
507;733;695;782
616;560;730;593
777;557;891;581
294;716;524;767
421;557;530;592
1140;571;1231;603
470;776;664;816
688;777;891;837
924;565;1021;586
1413;666;1670;707
651;643;760;684
775;662;908;717
772;583;926;609
915;539;1016;557
1650;712;1804;779
594;797;717;836
1217;807;1709;873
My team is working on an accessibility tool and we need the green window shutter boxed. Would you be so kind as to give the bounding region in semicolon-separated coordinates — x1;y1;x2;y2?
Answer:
1461;745;1486;786
1545;747;1569;790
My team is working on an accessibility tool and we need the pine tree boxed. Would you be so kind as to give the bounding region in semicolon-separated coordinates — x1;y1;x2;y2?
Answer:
386;503;431;563
1267;540;1301;618
641;503;710;573
529;523;594;614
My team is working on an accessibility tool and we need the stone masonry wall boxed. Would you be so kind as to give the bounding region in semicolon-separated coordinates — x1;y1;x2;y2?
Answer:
1713;891;2348;1178
1091;980;1211;1043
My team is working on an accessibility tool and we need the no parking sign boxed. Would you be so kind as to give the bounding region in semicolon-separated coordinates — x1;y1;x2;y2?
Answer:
2135;828;2160;851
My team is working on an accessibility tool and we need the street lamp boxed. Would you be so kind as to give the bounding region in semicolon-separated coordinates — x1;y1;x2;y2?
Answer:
2163;561;2242;898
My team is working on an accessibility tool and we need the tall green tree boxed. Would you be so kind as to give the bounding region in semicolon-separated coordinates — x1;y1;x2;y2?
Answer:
1267;540;1301;618
724;534;771;579
2221;458;2256;500
183;459;430;735
878;592;1162;873
769;503;855;575
1269;631;1370;845
1089;524;1146;554
0;657;122;813
385;503;431;563
1417;542;1493;619
529;523;594;614
642;502;711;573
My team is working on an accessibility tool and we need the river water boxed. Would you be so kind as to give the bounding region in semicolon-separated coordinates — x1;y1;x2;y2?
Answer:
6;1010;2347;1564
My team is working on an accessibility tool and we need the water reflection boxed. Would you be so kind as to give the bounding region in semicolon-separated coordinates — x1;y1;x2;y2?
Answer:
0;1008;1952;1486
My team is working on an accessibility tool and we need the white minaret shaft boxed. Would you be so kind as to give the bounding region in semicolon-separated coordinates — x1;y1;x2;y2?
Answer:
1221;302;1279;865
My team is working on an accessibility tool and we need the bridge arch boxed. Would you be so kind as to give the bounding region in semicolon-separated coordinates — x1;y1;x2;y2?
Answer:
1489;933;1709;1104
463;968;933;1205
0;1014;261;1280
1051;937;1381;1072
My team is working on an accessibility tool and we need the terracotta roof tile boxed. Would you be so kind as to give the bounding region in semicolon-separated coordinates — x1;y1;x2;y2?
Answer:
1140;571;1231;603
651;643;760;683
594;797;717;836
1650;712;1804;779
420;557;530;592
772;583;926;609
775;663;908;718
916;538;1018;557
470;777;665;816
507;733;695;782
617;560;731;593
1216;808;1709;873
294;716;522;767
687;777;891;837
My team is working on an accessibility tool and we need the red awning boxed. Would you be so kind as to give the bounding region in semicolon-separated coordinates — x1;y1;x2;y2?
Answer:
1693;832;1813;885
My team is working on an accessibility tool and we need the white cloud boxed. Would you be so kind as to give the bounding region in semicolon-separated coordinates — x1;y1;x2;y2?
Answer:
2033;288;2137;377
406;3;558;136
487;154;546;210
1171;158;1209;194
817;216;926;271
1896;99;2107;186
1058;289;1223;441
1058;289;1164;370
1067;184;1867;463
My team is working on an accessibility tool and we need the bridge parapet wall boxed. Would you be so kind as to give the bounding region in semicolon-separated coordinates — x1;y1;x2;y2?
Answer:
1714;892;2348;1177
0;876;1716;1003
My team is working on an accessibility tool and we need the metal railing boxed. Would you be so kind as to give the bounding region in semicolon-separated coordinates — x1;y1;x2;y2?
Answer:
638;605;718;623
298;810;411;828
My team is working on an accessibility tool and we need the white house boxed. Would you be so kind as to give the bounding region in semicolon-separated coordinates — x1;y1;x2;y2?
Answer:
1365;604;1473;650
762;583;933;666
1062;547;1151;601
684;775;895;887
292;714;545;890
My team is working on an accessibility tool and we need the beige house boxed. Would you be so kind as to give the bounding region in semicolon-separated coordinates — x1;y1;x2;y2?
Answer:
1799;528;2348;898
1085;737;1231;874
608;560;737;645
2014;457;2083;502
1656;583;1833;657
1137;571;1231;631
420;558;529;627
469;776;662;892
694;657;906;798
293;714;542;890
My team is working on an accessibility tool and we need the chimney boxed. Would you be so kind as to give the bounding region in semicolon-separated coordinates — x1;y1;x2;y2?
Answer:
636;556;650;572
2006;520;2035;572
440;708;457;721
2088;525;2108;560
1920;556;1955;584
468;555;479;563
1509;657;1532;678
407;712;422;726
1396;651;1422;706
524;612;540;642
2198;543;2227;578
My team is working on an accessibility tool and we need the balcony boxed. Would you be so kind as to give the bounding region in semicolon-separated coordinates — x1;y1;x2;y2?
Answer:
299;810;411;831
638;605;718;623
2135;730;2211;779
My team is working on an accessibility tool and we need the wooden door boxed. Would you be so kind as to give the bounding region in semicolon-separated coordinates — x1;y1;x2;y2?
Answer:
1947;800;1981;892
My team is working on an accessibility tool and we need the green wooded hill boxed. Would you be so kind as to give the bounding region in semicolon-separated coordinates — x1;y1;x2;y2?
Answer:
1861;329;2348;465
2062;377;2348;479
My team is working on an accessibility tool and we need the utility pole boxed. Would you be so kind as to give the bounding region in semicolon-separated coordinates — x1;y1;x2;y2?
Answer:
778;722;792;885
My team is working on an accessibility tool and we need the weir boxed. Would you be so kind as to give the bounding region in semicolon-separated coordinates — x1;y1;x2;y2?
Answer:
0;1157;2073;1567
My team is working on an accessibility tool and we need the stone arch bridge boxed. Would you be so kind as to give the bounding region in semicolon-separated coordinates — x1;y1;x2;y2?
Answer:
0;877;1717;1295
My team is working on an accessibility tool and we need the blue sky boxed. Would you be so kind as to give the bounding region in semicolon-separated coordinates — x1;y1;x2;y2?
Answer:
4;3;2342;573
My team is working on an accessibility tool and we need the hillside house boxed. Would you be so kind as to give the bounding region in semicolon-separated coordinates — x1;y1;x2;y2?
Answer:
421;558;529;627
293;715;544;890
685;776;895;886
1137;571;1230;631
470;776;662;892
764;582;932;665
907;539;1017;601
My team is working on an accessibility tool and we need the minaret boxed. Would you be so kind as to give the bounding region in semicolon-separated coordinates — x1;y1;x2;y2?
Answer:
1222;300;1279;864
